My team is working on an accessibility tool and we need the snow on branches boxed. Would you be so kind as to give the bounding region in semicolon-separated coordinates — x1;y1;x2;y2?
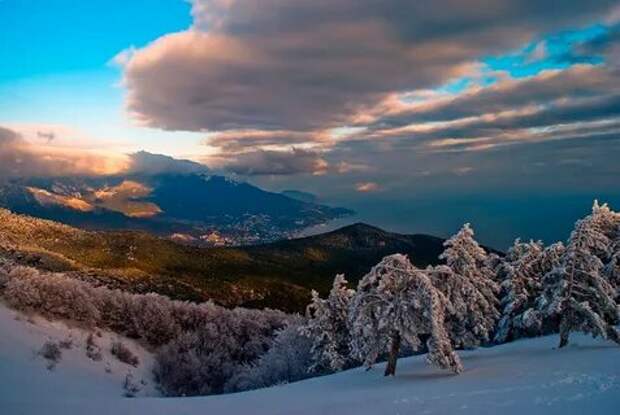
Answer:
434;224;500;348
301;274;356;372
537;201;620;348
350;254;462;376
494;240;564;343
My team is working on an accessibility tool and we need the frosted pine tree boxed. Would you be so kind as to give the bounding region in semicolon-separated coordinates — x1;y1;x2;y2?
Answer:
494;240;564;343
300;274;355;372
538;206;620;348
435;224;500;348
604;250;620;302
594;201;620;299
350;254;462;376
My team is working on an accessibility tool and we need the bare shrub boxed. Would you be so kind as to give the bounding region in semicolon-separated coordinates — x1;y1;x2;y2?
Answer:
122;372;141;397
39;340;62;370
85;333;102;361
58;336;73;350
111;341;139;367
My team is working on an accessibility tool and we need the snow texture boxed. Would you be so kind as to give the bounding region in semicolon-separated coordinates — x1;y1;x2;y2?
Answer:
1;300;618;414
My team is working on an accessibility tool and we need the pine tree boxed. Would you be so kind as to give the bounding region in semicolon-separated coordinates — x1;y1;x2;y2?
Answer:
350;254;462;376
538;205;620;348
604;250;620;302
435;224;500;348
300;274;355;372
593;201;620;300
494;240;564;343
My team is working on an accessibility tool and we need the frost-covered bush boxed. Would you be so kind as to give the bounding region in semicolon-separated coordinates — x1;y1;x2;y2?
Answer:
85;333;102;361
0;260;290;396
225;317;314;393
39;340;62;370
4;266;101;324
131;293;178;346
123;372;141;398
111;341;140;367
154;305;288;396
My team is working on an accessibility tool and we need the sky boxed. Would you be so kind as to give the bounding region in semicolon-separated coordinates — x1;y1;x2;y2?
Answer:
1;0;620;248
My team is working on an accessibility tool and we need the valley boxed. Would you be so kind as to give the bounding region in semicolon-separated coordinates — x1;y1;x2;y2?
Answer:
0;209;449;312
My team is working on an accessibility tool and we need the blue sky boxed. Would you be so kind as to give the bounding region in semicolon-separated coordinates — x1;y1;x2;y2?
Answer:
0;0;191;81
0;0;202;156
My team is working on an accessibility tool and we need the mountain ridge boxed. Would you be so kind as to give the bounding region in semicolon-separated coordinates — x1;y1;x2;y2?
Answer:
0;173;352;245
0;209;466;312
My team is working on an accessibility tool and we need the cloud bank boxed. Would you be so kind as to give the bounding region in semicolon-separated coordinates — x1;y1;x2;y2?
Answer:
119;0;618;133
0;127;208;179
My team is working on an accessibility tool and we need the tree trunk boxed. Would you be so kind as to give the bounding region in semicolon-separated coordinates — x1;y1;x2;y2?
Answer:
558;312;571;348
384;331;401;376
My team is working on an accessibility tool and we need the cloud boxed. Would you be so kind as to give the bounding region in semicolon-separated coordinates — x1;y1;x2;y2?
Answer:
219;148;328;176
118;0;617;133
126;151;208;176
335;161;371;174
204;129;324;153
0;126;130;178
355;182;380;192
36;131;55;143
0;127;210;179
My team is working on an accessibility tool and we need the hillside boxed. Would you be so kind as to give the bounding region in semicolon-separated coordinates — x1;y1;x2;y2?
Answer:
0;210;450;312
1;300;617;414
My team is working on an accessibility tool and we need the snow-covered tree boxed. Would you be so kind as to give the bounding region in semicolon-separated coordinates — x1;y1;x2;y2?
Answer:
604;250;620;301
350;254;462;376
593;201;620;299
494;240;564;343
537;206;620;348
435;224;500;348
300;274;356;372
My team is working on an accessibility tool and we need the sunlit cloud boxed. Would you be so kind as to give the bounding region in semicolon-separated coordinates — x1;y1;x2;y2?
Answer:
355;182;380;192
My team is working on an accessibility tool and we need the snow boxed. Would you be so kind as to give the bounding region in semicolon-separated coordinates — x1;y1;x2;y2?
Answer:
1;302;618;414
0;301;158;407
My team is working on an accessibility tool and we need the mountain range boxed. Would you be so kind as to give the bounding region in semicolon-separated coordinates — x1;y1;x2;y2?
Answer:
0;170;351;245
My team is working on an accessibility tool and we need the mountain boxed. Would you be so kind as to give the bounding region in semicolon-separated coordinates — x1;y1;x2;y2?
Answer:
0;173;352;245
0;210;453;312
280;190;319;204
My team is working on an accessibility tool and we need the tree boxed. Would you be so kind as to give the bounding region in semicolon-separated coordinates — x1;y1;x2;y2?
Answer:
604;250;620;302
436;224;499;348
494;240;564;343
225;317;314;393
593;201;620;300
350;254;462;376
537;206;620;348
300;274;356;372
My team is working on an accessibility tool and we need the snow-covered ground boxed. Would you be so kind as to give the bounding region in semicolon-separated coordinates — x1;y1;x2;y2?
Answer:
0;302;159;409
0;301;618;415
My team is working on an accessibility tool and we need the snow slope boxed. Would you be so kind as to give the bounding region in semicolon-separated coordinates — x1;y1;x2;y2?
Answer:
1;300;618;415
0;302;159;410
